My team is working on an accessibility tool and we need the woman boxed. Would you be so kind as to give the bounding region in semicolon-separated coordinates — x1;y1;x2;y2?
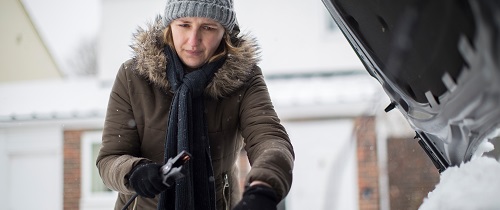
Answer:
96;0;294;209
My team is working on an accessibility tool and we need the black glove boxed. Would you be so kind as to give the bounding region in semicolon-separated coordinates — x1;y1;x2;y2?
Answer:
128;163;167;198
233;185;279;210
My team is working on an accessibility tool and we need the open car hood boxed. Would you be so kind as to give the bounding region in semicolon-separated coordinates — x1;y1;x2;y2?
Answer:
322;0;500;172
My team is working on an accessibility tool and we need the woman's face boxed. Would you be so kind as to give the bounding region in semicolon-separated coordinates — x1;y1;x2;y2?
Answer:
170;17;225;70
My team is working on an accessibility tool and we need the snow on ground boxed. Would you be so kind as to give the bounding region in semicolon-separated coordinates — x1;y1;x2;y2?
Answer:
419;141;500;210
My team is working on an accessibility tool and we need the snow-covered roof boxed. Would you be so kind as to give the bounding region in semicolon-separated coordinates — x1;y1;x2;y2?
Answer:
267;71;384;119
0;70;383;125
0;78;111;124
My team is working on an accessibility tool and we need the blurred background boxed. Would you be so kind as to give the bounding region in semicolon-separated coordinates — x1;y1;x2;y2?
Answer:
0;0;442;209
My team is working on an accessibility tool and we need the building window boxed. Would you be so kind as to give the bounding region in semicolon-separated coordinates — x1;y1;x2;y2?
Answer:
81;131;116;210
90;142;111;193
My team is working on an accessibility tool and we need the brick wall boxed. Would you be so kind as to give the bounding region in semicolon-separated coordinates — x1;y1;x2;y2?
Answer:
64;130;83;210
387;137;440;210
355;116;380;210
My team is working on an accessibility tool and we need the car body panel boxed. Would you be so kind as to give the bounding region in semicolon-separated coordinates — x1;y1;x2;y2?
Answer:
322;0;500;171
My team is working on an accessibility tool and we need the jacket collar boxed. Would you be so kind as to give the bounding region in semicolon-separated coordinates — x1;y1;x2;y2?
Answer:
130;16;261;98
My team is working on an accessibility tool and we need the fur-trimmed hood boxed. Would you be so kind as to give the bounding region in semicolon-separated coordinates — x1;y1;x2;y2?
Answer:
129;16;261;99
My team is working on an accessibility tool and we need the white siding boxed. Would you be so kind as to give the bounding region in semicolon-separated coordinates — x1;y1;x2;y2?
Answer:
0;130;8;209
284;119;359;210
1;125;63;210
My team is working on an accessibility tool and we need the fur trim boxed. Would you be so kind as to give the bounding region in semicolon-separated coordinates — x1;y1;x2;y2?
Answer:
130;16;261;98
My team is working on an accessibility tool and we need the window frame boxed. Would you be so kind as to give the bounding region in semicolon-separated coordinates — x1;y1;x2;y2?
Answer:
80;131;117;208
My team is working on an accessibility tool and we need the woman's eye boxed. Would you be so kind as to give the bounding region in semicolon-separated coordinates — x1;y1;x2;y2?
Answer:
178;24;189;28
203;26;216;31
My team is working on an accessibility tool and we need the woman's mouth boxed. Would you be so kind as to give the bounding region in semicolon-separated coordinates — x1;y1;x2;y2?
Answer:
185;50;202;56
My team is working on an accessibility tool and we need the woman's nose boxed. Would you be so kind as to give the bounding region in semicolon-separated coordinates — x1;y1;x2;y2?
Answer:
187;29;201;47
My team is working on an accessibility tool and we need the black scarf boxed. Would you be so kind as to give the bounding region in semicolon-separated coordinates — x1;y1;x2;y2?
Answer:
158;46;225;210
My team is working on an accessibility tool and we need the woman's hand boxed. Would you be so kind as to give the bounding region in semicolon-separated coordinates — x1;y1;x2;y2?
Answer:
128;163;167;198
232;181;279;210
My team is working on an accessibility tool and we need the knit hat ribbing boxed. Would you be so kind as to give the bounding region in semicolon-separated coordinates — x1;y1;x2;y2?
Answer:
163;0;236;32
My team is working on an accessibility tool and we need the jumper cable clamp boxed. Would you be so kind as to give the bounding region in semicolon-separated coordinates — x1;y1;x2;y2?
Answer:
160;150;192;187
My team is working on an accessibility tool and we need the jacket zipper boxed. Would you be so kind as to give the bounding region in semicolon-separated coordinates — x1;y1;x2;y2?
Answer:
223;173;230;210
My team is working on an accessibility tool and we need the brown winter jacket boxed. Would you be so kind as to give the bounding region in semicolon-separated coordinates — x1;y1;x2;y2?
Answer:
96;18;295;210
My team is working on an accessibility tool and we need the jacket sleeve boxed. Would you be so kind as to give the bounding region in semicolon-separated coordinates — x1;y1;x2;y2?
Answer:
96;61;150;194
239;66;295;200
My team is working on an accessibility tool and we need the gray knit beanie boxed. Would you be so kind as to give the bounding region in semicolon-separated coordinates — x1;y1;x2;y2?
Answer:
163;0;237;32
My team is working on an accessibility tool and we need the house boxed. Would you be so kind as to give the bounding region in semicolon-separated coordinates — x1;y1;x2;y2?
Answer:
0;0;62;82
0;0;109;209
0;0;441;210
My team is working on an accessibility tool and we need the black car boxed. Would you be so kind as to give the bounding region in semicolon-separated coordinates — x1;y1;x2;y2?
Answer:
322;0;500;172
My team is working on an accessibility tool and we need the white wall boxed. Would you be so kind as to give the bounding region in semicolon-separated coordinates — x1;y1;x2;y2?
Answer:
0;130;7;209
284;119;358;210
0;125;63;210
